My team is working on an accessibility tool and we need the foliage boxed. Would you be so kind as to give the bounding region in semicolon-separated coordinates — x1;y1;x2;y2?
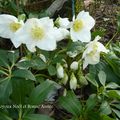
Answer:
0;0;120;120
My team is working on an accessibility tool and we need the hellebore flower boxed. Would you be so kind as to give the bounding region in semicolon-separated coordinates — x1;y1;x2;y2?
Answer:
70;11;95;42
12;17;65;52
0;14;24;47
82;36;109;69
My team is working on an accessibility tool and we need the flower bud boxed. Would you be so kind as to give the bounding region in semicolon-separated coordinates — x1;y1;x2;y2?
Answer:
39;54;46;63
55;17;70;29
70;73;77;90
57;63;64;79
70;61;79;71
62;72;68;85
79;75;88;86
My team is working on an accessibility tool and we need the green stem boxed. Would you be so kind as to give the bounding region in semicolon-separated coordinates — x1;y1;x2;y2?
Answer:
106;31;118;48
18;108;22;120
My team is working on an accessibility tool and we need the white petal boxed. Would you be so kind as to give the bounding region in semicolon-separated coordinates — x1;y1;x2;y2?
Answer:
85;52;100;64
36;36;57;51
97;42;109;53
0;24;13;38
83;60;88;69
0;14;17;23
54;28;69;42
11;28;29;48
39;17;54;29
77;11;95;30
26;43;36;52
70;27;91;42
58;17;70;29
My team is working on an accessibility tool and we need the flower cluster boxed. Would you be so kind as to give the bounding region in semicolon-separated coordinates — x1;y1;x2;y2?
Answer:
0;11;109;70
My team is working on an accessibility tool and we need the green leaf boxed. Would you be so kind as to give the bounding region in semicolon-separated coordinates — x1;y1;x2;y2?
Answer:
0;111;12;120
16;60;34;69
85;73;98;87
104;52;120;78
95;61;120;84
112;109;120;118
58;91;82;116
12;69;36;81
101;115;114;120
100;101;112;115
107;90;120;99
0;50;9;67
106;82;120;89
8;50;19;64
67;41;84;54
23;114;54;120
0;78;12;104
32;57;46;70
0;70;7;75
86;94;97;112
111;103;120;110
29;80;54;105
98;71;106;86
48;65;56;76
11;78;34;104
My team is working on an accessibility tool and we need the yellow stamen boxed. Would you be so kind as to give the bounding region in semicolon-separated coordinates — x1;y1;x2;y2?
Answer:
88;44;98;57
73;19;84;32
9;22;22;32
31;26;45;40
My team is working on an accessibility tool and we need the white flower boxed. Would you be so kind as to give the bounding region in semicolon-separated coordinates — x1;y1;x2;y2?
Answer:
82;36;109;69
12;17;61;52
0;14;24;47
54;28;70;42
70;73;77;90
70;61;79;71
70;11;95;42
57;63;64;79
55;17;70;29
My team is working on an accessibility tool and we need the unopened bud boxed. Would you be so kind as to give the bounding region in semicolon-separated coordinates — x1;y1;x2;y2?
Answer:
70;61;78;71
57;63;64;79
62;72;68;85
70;73;77;90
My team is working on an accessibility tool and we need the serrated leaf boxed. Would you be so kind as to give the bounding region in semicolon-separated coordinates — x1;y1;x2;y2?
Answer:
58;91;82;116
98;71;106;86
13;69;36;81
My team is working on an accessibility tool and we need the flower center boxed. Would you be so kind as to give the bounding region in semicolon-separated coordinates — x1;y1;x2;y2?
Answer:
31;26;45;40
88;44;98;57
73;19;84;32
9;22;22;32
